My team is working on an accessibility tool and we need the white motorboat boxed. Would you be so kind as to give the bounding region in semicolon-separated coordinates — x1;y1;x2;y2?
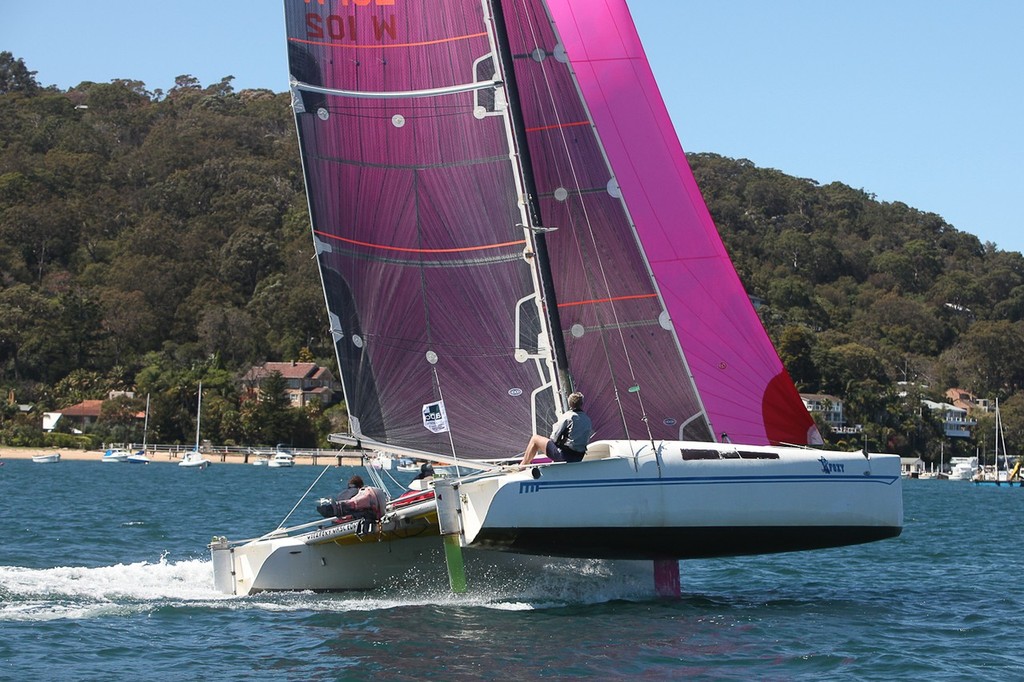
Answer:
396;458;420;473
32;453;60;464
178;450;210;469
267;452;295;468
101;448;129;463
948;456;977;481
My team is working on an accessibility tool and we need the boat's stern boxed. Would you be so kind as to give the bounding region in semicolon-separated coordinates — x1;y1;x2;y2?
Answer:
210;537;237;594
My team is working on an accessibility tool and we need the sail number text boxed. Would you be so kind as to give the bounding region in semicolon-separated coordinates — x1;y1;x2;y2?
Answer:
306;13;397;42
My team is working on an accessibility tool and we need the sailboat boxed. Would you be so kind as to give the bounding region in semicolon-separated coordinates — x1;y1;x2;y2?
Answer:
210;0;901;596
127;393;152;463
973;399;1021;487
178;383;211;469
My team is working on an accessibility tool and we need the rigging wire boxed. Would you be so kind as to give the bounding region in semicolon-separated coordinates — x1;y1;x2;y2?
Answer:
432;366;465;480
275;462;336;531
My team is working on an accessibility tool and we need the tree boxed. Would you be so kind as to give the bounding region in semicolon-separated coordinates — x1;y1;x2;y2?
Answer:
240;371;292;445
51;369;107;406
100;289;160;365
777;325;819;391
99;394;146;444
948;320;1024;396
0;52;41;95
853;293;949;356
817;343;888;397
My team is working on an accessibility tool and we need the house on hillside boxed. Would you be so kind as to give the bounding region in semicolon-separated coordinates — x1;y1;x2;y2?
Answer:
241;361;340;407
922;399;976;438
42;395;145;433
945;388;992;415
43;400;104;433
800;393;846;430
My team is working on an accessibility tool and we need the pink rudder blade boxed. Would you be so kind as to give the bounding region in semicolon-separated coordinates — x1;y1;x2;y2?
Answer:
653;558;681;598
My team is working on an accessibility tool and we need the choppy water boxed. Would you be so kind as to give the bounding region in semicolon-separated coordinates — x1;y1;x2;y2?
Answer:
2;459;1022;680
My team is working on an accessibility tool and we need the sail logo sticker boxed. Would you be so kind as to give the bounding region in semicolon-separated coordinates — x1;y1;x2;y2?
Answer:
818;456;845;474
422;400;449;434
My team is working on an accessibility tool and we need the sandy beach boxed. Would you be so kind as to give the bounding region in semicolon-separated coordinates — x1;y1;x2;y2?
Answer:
0;446;362;466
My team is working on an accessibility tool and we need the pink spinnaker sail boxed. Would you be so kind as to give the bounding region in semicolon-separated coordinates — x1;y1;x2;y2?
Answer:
546;0;818;445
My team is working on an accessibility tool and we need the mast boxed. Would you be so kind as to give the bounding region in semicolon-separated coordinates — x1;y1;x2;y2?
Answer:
488;0;574;398
194;382;202;451
142;393;150;450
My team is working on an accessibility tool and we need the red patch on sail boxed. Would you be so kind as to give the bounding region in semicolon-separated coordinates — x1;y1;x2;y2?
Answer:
761;371;818;445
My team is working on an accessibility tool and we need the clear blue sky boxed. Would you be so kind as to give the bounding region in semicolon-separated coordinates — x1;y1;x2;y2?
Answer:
4;1;1022;253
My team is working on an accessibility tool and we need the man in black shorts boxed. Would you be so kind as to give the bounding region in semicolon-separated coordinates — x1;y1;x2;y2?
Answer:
520;392;592;465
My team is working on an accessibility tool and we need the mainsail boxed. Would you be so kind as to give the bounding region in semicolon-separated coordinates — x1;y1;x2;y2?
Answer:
285;0;564;458
285;0;817;455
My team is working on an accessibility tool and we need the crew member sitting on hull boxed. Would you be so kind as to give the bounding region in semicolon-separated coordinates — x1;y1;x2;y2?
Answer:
317;475;382;524
520;391;592;465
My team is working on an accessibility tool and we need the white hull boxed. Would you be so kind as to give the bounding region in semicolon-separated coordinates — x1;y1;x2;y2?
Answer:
32;453;60;464
213;527;633;595
948;457;977;481
458;442;902;559
211;441;901;595
102;449;130;463
179;451;211;468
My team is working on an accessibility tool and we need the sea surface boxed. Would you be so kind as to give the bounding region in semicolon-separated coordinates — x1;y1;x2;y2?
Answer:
1;459;1022;681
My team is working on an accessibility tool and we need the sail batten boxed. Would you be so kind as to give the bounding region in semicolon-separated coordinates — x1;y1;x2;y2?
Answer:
312;230;526;256
294;80;502;100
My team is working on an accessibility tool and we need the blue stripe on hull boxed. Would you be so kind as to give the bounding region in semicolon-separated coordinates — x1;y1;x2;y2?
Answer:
517;474;901;494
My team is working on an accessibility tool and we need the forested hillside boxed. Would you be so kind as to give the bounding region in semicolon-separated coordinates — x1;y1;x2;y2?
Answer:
0;54;329;448
2;52;1021;459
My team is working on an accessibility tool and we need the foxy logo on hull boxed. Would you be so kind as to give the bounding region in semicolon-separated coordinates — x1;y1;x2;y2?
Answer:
818;456;845;474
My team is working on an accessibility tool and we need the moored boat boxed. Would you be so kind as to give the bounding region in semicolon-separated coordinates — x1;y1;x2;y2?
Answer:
973;400;1022;487
178;382;211;470
32;452;61;464
267;452;295;468
101;448;130;463
948;456;977;481
128;394;152;463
